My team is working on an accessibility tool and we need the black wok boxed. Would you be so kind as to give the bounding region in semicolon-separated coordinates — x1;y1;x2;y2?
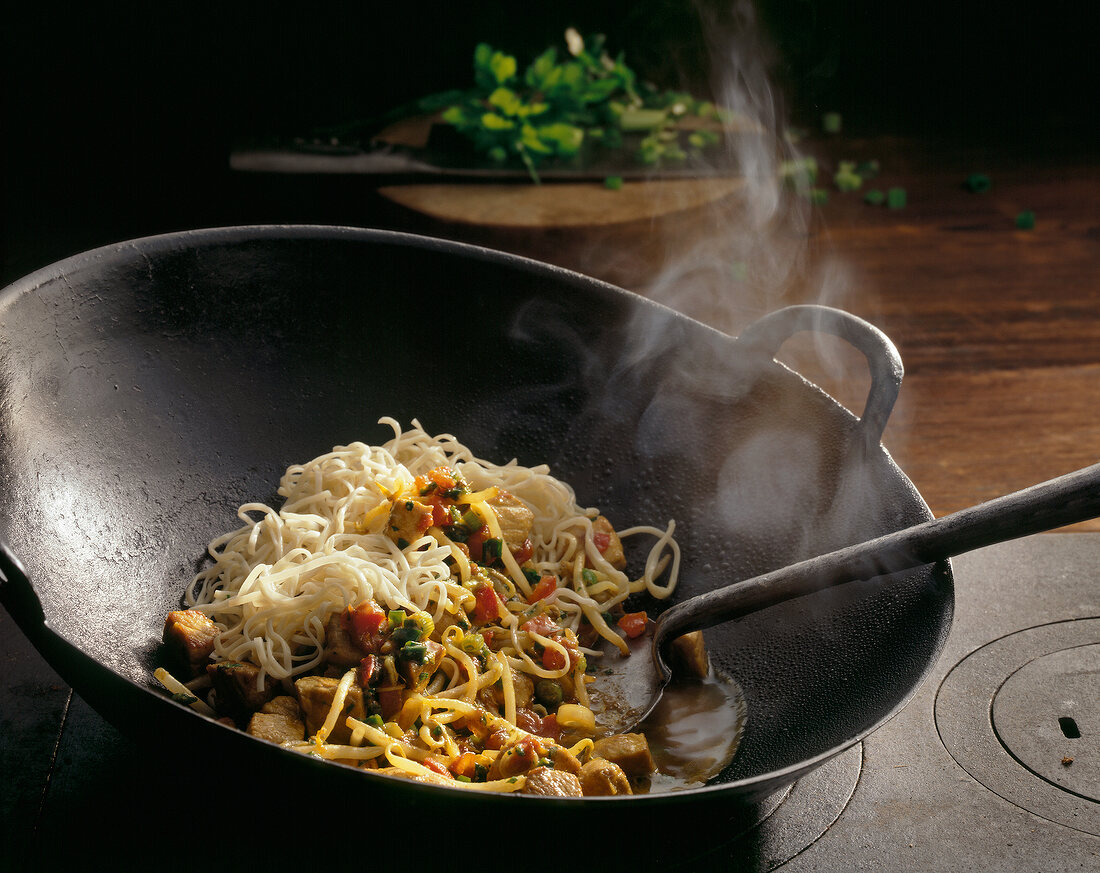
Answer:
0;227;951;850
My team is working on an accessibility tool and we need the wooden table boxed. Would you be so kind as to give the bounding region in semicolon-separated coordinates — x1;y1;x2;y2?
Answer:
3;130;1099;862
368;133;1100;530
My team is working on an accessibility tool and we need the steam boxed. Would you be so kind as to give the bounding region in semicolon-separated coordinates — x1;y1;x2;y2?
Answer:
638;0;835;339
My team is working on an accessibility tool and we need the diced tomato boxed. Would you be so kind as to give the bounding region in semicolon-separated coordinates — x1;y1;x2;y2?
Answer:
617;611;648;639
521;613;561;637
528;575;558;603
415;466;458;496
536;713;560;741
593;531;611;552
481;629;493;647
344;601;389;653
429;499;450;528
467;529;486;563
423;757;453;778
542;646;567;670
449;751;479;778
359;654;381;686
347;601;387;636
473;583;503;624
512;538;534;564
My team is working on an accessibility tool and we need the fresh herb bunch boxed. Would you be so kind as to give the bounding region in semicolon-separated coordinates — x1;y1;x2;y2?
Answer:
439;28;727;182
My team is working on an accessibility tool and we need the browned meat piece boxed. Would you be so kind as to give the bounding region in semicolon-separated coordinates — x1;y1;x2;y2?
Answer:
261;695;302;718
579;757;633;796
294;675;367;744
544;741;582;775
668;630;710;678
522;766;583;797
479;667;535;712
487;734;546;780
397;639;445;692
207;661;276;720
163;609;218;677
375;766;453;786
487;490;534;553
592;733;657;779
591;515;626;570
385;496;433;547
323;612;364;667
560;515;627;577
247;706;306;744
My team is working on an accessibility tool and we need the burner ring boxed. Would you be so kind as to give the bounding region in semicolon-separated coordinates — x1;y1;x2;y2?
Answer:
936;618;1100;836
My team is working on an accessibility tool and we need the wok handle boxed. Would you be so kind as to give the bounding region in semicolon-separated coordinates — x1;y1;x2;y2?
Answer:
653;461;1100;663
735;304;903;449
0;539;44;628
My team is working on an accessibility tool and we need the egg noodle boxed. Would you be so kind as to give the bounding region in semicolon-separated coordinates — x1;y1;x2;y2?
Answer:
161;417;680;792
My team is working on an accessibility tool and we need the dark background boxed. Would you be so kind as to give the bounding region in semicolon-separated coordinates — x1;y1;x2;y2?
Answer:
2;0;1096;286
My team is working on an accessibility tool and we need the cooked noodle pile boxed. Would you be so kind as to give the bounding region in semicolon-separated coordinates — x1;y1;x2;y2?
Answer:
160;418;680;793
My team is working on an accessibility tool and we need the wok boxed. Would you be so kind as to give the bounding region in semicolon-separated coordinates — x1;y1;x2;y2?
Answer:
0;227;950;847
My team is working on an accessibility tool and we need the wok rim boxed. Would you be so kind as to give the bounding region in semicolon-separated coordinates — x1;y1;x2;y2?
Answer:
0;223;954;805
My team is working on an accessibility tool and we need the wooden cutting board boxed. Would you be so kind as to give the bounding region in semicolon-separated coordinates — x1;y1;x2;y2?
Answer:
373;115;747;228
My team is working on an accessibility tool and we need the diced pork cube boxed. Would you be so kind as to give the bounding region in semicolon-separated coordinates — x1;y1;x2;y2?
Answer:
294;675;367;744
560;515;627;577
397;639;445;692
206;660;275;720
323;612;364;667
247;706;305;744
591;733;657;778
591;515;626;569
579;757;633;796
487;490;534;553
385;497;433;547
668;630;710;678
163;609;218;677
522;766;583;797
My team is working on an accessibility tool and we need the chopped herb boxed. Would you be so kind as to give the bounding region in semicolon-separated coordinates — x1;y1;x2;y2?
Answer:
810;187;829;205
965;173;992;193
856;159;880;179
388;609;407;628
400;640;429;664
171;692;198;705
483;538;503;559
396;538;409;550
581;568;598;585
822;111;842;134
864;188;886;206
604;175;624;190
456;775;472;783
404;500;414;511
366;714;385;728
1015;210;1035;230
886;187;907;209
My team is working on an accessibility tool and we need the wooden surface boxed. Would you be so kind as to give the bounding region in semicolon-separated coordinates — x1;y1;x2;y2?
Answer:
374;133;1100;529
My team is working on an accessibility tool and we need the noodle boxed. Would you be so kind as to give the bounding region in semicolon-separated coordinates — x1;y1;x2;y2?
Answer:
161;418;680;795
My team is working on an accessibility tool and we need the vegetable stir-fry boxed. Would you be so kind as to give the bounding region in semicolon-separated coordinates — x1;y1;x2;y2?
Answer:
157;419;680;796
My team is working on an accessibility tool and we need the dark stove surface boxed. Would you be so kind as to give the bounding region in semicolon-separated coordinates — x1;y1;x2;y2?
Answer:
3;535;1099;870
696;533;1100;871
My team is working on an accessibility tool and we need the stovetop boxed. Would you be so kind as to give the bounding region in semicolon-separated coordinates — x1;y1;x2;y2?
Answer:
685;533;1100;870
3;535;1098;870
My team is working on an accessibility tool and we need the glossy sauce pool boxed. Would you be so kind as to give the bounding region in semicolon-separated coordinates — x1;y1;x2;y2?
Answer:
635;672;747;792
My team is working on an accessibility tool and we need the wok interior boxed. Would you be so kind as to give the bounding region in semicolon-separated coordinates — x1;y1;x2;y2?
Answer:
0;227;952;795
